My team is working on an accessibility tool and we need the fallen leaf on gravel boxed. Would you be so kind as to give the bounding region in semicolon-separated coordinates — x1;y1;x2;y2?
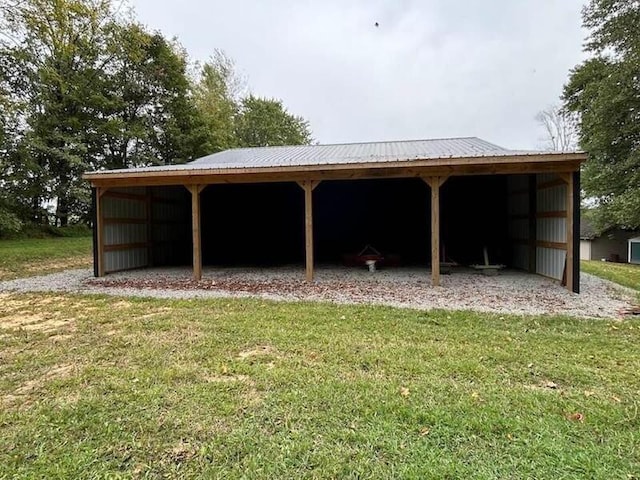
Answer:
566;412;585;422
399;387;410;397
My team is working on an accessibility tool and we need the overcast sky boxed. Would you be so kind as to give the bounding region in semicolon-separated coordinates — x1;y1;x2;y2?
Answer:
130;0;587;150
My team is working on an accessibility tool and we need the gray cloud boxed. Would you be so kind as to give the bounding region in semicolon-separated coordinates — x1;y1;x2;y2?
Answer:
131;0;587;149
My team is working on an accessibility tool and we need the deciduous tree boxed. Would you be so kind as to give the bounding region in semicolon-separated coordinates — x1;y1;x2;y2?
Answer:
563;0;640;228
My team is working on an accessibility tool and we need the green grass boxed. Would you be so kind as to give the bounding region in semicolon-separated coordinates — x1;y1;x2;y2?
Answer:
582;260;640;292
0;236;92;280
1;294;638;479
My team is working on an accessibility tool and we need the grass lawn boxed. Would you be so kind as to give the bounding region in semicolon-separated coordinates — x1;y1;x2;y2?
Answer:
0;236;92;281
1;293;638;478
582;260;640;292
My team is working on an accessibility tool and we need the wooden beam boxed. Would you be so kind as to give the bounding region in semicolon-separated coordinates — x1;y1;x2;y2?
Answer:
189;185;202;281
423;176;448;286
298;181;315;281
96;187;105;277
566;175;574;292
537;241;567;250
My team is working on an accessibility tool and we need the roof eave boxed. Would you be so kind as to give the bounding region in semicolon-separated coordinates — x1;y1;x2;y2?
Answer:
83;152;587;183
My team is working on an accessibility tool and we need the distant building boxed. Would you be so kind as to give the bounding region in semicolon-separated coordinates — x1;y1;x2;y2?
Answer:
580;218;639;262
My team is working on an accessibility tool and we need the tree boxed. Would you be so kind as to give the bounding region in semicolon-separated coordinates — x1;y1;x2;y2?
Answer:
192;50;244;153
563;0;640;228
235;95;312;147
99;23;210;170
0;0;117;225
0;0;208;227
535;104;578;151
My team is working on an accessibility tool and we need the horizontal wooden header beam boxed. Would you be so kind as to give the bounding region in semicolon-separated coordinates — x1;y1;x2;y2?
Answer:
86;159;584;189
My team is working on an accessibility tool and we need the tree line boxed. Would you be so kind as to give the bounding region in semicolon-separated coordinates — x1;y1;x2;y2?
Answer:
0;0;312;236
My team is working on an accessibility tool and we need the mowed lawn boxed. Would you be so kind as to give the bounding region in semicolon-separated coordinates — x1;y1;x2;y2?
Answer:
1;293;639;479
0;236;92;280
582;260;640;292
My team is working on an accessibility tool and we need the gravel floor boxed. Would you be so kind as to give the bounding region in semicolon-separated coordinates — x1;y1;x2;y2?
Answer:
0;265;636;318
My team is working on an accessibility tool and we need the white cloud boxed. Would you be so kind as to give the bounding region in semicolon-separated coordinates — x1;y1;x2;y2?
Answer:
130;0;587;149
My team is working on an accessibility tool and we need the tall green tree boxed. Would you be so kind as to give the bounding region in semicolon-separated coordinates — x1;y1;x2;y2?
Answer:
235;95;312;147
563;0;640;228
192;50;243;153
99;23;210;170
0;0;208;227
0;0;116;225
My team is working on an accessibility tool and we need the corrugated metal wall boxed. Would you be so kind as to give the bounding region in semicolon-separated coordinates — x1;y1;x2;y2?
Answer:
103;187;149;273
536;173;567;280
152;186;190;265
101;186;188;273
507;175;530;270
507;173;569;281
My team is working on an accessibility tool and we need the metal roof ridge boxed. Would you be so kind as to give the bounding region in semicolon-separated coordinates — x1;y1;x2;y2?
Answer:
207;136;503;153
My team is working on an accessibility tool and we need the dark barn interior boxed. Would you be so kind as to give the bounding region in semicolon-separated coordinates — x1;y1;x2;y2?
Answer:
152;176;511;268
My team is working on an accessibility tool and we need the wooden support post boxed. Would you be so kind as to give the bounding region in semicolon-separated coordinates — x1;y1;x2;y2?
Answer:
565;173;574;293
189;185;202;281
96;187;107;277
297;180;320;281
422;176;448;286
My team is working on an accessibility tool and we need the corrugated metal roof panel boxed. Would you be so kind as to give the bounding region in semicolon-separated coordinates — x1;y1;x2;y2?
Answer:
86;137;580;175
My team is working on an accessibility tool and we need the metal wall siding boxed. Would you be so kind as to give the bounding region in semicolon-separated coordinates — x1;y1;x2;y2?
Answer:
104;224;147;245
536;218;567;243
536;185;566;212
536;247;566;279
535;174;567;280
105;248;148;272
509;219;529;240
507;175;531;271
512;244;529;270
507;175;529;192
102;186;149;272
103;197;146;219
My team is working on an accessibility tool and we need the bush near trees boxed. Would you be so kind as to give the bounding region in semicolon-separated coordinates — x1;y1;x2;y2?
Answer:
0;0;312;238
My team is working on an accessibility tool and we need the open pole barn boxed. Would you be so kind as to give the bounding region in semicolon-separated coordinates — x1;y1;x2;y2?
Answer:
83;137;586;293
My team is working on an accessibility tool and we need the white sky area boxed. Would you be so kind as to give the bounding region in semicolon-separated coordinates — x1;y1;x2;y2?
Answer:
129;0;588;150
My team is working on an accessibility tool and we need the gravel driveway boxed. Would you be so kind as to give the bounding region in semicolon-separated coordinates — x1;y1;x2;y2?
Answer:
0;265;636;319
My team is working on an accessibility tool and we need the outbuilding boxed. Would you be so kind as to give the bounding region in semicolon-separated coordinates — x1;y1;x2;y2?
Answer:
83;137;586;292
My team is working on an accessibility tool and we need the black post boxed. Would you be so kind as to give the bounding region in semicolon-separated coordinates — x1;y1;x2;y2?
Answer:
572;171;580;293
91;187;98;277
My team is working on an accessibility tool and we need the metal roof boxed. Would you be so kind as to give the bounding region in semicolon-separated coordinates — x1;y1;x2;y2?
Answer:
86;137;579;175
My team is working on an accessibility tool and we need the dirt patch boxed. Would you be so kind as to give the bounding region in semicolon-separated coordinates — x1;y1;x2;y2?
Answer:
3;363;78;405
0;312;72;333
205;374;250;383
238;345;277;359
23;256;91;273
